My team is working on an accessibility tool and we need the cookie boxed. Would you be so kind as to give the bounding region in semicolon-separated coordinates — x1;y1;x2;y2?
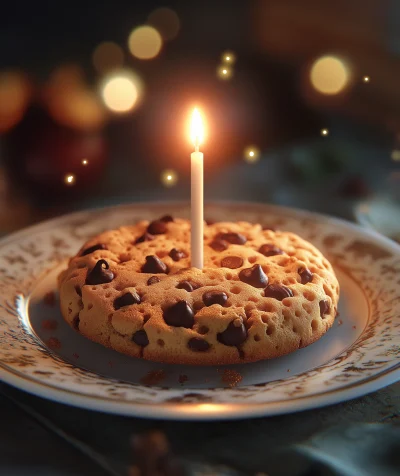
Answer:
58;216;339;365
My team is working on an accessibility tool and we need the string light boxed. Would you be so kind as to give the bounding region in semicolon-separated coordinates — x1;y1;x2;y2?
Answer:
100;70;143;113
64;174;75;186
92;42;124;74
161;169;178;187
243;146;260;163
82;159;88;166
321;128;329;136
128;26;162;60
363;76;370;83
391;150;400;161
310;56;350;95
221;51;236;65
217;65;233;80
148;7;180;40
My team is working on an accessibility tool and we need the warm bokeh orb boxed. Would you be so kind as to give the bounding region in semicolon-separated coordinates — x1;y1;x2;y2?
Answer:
310;56;350;95
128;26;163;60
0;71;31;133
92;42;124;74
217;65;233;80
101;72;140;113
148;8;180;41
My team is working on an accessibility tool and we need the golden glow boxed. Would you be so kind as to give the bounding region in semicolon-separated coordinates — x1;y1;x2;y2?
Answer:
0;71;31;133
161;169;178;187
363;76;370;83
321;128;329;136
148;7;180;41
221;50;236;64
244;146;260;163
310;56;350;95
64;174;75;185
45;65;105;130
100;71;142;113
217;64;233;80
128;26;162;60
391;150;400;161
92;42;124;74
82;159;88;166
190;108;205;150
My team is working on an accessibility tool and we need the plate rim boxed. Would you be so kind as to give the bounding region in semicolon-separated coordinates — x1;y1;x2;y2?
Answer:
0;200;399;420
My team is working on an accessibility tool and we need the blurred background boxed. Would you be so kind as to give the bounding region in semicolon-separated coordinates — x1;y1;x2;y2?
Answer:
0;0;399;239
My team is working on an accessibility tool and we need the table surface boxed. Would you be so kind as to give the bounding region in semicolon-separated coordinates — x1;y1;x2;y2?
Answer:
1;380;399;475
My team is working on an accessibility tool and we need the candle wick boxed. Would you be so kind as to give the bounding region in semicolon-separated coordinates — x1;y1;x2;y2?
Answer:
194;136;200;153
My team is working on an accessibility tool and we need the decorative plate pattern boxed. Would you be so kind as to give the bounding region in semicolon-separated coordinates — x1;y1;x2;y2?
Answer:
0;202;399;420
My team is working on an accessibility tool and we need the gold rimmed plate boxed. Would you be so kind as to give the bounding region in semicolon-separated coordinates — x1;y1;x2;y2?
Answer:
0;202;399;420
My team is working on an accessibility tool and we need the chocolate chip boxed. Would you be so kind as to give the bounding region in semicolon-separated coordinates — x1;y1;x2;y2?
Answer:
81;243;107;256
176;281;194;292
147;220;167;235
239;264;268;288
163;300;194;328
262;225;277;231
217;319;247;346
135;232;155;244
205;219;216;225
221;255;244;269
264;284;293;301
259;244;284;257
147;276;161;285
169;248;187;262
217;232;247;245
142;255;168;274
319;299;330;317
85;259;114;285
114;291;141;310
188;337;210;352
299;267;313;284
203;291;228;306
132;330;149;347
209;239;228;252
160;215;174;223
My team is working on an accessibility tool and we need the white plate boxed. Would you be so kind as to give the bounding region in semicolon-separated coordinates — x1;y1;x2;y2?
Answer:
0;202;399;420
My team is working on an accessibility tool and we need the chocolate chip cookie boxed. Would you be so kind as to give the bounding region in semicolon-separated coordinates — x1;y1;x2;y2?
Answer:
58;216;339;365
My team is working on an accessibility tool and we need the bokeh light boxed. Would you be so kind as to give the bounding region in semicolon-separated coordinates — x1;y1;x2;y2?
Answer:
100;70;143;113
391;150;400;161
128;26;162;60
310;56;350;95
92;41;124;74
221;51;236;65
363;76;370;83
0;71;31;133
82;159;88;166
217;65;233;80
321;128;329;136
161;169;178;187
243;146;260;163
148;7;180;41
45;65;105;130
64;174;75;186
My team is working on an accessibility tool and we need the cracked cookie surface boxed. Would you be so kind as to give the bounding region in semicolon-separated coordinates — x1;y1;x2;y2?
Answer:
58;216;339;365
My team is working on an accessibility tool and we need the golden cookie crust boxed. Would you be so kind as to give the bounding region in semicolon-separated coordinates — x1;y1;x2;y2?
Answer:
58;218;339;365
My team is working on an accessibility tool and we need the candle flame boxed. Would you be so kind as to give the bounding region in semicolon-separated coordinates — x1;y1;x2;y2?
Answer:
191;108;204;151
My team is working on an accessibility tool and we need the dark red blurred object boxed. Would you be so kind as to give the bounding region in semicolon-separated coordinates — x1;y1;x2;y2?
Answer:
339;176;371;198
4;106;107;202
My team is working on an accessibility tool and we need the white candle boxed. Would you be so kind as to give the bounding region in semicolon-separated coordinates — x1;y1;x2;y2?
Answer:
190;108;204;269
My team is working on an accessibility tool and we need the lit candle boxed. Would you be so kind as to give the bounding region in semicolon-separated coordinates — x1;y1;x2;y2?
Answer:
190;108;204;269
